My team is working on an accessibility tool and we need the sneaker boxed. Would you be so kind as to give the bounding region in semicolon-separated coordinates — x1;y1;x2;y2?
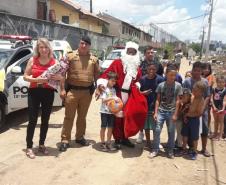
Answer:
113;140;121;150
159;144;163;149
75;138;89;146
167;152;174;159
59;142;70;152
136;131;144;144
121;139;135;148
148;151;158;158
26;148;35;159
190;152;197;160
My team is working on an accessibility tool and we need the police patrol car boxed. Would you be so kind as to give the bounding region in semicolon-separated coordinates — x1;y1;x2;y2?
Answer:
0;35;62;128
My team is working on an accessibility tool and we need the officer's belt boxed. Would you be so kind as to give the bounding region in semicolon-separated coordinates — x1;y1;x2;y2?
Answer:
68;84;92;90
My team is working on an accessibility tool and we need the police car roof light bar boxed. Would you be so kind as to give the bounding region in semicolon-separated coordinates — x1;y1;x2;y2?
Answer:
0;35;32;41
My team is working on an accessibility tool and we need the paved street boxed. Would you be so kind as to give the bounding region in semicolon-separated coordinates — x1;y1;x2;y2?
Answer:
0;58;226;185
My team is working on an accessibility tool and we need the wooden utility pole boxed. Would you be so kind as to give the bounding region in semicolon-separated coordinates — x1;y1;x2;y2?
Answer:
90;0;93;13
205;0;214;62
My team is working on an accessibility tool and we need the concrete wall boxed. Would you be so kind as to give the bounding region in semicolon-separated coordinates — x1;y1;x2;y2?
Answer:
0;0;37;19
0;12;114;56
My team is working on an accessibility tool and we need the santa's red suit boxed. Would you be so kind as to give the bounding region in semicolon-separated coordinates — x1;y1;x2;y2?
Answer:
97;58;148;141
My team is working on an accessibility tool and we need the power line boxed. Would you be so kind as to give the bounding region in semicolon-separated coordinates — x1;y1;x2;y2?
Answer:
153;14;208;25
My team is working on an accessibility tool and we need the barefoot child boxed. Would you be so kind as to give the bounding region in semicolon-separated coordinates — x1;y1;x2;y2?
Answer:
175;88;192;151
181;81;206;160
211;75;226;140
99;72;119;151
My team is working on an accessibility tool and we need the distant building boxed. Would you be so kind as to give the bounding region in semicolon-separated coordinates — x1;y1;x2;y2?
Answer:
49;0;109;34
98;13;153;47
0;0;109;34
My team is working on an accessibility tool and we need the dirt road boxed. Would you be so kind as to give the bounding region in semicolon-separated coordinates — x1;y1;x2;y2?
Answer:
0;58;226;185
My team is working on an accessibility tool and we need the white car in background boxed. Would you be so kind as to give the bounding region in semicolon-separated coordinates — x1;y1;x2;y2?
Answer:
33;40;72;61
100;49;124;72
100;48;144;73
0;36;69;128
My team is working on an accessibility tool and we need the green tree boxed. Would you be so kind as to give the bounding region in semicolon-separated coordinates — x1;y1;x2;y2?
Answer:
189;42;201;54
163;43;174;59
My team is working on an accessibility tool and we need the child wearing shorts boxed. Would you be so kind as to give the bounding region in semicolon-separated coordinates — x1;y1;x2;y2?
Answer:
181;81;206;160
211;75;226;140
99;72;119;152
175;88;191;151
140;62;164;148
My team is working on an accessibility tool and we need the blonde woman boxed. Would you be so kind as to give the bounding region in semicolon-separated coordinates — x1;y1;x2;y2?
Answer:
24;38;61;159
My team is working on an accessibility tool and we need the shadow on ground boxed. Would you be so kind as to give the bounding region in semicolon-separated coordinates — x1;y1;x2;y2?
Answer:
0;107;62;134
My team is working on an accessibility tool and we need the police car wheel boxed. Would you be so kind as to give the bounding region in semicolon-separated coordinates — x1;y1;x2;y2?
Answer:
0;102;6;128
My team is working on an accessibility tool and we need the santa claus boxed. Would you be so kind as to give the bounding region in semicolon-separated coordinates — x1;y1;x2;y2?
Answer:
97;41;148;148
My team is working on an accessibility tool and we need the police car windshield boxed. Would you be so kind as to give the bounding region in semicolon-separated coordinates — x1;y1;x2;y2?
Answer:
106;51;121;60
0;50;13;69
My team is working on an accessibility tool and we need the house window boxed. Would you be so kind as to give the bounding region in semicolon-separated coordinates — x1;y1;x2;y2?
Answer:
122;26;125;34
62;16;69;24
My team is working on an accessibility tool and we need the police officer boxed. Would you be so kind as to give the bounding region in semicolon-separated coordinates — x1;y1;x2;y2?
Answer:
59;36;99;151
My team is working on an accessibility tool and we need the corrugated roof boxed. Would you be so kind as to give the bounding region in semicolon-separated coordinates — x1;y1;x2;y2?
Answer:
60;0;109;24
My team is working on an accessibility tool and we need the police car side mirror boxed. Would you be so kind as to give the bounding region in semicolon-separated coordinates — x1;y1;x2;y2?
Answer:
11;66;22;74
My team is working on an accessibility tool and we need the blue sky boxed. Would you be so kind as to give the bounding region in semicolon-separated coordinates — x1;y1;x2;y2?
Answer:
175;0;205;16
75;0;226;42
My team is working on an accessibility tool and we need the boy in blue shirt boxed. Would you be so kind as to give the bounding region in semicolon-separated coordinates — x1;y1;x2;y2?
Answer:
139;63;164;148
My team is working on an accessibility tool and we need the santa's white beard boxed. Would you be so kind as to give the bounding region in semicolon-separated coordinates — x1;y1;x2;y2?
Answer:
121;54;140;78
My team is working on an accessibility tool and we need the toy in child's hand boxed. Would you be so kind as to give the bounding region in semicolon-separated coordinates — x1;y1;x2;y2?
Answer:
107;98;123;113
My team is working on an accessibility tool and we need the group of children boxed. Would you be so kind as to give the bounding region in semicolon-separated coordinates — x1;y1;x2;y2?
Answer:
98;61;226;160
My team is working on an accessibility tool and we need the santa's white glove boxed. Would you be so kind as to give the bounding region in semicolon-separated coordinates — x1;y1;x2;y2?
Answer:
135;82;141;90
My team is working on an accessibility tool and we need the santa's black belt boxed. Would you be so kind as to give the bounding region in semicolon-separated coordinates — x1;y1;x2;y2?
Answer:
120;88;131;94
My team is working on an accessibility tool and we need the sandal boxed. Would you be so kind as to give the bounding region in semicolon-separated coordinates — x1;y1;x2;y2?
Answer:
100;142;108;152
201;149;211;157
26;148;35;159
38;145;49;155
106;143;117;151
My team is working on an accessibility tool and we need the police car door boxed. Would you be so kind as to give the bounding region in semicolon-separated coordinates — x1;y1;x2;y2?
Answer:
6;56;30;113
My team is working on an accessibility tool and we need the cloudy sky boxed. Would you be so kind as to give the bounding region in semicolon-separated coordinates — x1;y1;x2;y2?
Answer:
75;0;226;42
